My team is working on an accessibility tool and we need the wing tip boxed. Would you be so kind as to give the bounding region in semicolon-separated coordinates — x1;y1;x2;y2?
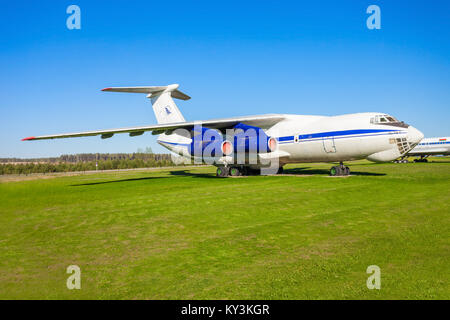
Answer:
101;87;112;92
22;136;36;141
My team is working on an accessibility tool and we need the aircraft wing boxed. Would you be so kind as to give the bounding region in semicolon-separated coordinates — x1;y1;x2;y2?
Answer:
22;114;286;141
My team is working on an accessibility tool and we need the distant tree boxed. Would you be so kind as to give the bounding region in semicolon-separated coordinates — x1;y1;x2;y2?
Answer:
145;147;153;154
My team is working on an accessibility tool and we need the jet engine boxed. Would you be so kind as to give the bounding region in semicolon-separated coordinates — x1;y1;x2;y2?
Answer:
229;123;276;154
187;123;276;160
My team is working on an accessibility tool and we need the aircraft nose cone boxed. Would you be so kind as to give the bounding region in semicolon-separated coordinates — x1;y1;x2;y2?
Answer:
407;126;424;145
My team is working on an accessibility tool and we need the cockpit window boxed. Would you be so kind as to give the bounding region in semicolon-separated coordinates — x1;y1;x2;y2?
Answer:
386;116;397;122
370;114;399;124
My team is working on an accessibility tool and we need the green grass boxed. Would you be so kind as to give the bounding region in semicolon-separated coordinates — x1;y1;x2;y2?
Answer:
0;160;449;299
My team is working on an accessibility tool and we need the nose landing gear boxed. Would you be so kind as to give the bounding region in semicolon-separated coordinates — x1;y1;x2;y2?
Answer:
330;162;350;176
394;156;409;163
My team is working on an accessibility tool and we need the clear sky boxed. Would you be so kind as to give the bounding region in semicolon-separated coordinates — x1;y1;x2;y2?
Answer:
1;0;449;158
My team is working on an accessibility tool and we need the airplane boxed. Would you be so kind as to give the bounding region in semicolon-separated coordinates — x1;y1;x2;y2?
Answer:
396;137;450;162
22;84;424;177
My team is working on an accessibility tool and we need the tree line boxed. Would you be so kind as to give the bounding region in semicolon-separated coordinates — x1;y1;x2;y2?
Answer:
0;152;179;175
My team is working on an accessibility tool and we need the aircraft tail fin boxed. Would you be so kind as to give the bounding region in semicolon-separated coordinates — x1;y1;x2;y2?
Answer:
102;84;189;124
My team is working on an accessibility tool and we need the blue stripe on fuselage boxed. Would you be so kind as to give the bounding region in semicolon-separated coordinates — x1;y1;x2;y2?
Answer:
277;129;402;145
277;136;295;142
298;129;400;140
158;129;404;148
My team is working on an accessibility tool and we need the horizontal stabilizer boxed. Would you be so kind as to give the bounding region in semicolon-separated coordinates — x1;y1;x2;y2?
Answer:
101;84;190;100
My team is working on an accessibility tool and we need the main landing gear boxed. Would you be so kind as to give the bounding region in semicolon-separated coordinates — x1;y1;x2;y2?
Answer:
330;162;350;176
215;166;253;177
216;166;244;177
216;166;230;177
414;156;429;163
216;166;284;177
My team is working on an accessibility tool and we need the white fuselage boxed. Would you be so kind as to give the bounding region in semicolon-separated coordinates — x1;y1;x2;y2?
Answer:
157;112;424;167
407;137;450;157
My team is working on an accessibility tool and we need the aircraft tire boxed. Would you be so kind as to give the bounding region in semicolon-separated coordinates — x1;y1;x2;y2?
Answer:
330;166;340;176
216;167;229;177
229;167;241;176
344;166;350;176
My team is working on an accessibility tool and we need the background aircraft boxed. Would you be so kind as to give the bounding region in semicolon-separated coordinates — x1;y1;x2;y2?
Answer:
398;137;450;162
22;84;424;176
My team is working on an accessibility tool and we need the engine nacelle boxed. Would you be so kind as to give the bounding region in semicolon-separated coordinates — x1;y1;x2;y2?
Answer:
187;124;276;158
188;126;224;157
232;123;276;154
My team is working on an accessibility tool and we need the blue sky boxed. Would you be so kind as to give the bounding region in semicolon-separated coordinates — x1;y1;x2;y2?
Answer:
1;0;449;157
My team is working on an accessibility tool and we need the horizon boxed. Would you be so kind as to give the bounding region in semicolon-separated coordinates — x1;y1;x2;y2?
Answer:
1;0;449;157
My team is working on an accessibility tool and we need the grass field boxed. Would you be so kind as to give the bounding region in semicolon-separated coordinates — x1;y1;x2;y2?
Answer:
0;160;449;299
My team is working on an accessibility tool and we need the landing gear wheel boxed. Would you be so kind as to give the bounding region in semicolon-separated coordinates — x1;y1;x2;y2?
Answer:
330;166;341;176
229;167;241;176
216;167;229;177
330;164;350;176
330;166;337;176
277;166;284;174
344;166;350;175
